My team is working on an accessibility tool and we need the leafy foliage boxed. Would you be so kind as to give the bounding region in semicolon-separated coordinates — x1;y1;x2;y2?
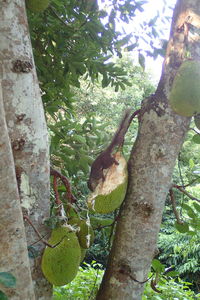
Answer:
53;262;104;300
158;213;200;291
143;277;200;300
53;262;199;300
26;0;169;114
26;0;200;295
27;0;146;110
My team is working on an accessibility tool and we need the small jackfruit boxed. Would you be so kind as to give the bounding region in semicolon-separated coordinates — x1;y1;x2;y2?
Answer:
169;60;200;117
87;152;128;214
26;0;49;13
41;225;81;286
69;217;95;249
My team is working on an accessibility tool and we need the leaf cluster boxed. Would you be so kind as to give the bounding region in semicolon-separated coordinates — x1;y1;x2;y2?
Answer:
27;0;150;110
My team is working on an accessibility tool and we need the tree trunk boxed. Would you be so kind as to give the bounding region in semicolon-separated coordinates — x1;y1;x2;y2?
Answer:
0;1;51;299
96;0;200;299
0;81;35;299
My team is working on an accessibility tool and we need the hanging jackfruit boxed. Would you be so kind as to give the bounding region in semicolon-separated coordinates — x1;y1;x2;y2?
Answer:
68;217;95;249
26;0;49;13
87;152;128;214
41;225;81;286
169;60;200;117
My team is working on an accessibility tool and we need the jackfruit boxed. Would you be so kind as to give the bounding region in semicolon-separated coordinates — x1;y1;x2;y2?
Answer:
26;0;49;12
41;225;81;286
87;152;128;214
69;217;95;249
169;60;200;117
194;114;200;130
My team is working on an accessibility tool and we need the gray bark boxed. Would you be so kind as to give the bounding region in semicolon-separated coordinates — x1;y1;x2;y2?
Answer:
0;0;51;298
97;0;200;299
0;81;35;299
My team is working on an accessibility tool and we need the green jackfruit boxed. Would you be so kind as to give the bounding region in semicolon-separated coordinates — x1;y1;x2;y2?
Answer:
169;60;200;117
194;114;200;130
87;152;128;214
69;217;95;249
26;0;49;12
41;225;81;286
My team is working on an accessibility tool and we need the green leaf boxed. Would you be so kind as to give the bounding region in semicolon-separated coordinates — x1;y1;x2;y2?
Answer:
73;135;86;144
125;43;138;52
102;73;110;88
189;158;195;169
152;259;165;273
114;83;119;92
174;221;189;233
165;270;179;277
119;82;126;90
182;203;197;218
0;291;8;300
148;15;158;27
187;230;196;236
192;134;200;144
151;27;158;38
0;272;16;288
138;52;145;70
193;202;200;213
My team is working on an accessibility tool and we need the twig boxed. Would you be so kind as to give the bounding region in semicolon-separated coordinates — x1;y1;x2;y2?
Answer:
23;215;53;247
178;153;185;187
175;177;200;188
173;184;200;202
50;167;76;204
23;215;68;248
49;6;70;27
169;189;183;224
129;109;141;125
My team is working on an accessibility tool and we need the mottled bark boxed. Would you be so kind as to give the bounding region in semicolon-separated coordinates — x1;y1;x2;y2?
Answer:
0;1;51;299
0;82;35;299
97;1;200;299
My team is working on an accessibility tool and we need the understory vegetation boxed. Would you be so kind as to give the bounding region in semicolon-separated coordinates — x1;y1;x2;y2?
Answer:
26;0;200;298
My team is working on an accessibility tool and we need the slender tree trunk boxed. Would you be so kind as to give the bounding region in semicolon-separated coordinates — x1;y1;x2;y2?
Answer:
0;82;35;299
0;1;51;298
97;0;200;299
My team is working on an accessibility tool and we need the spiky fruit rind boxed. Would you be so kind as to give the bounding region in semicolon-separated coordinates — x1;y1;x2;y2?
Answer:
26;0;49;12
69;217;95;249
87;152;128;214
194;114;200;130
169;60;200;117
41;226;81;286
